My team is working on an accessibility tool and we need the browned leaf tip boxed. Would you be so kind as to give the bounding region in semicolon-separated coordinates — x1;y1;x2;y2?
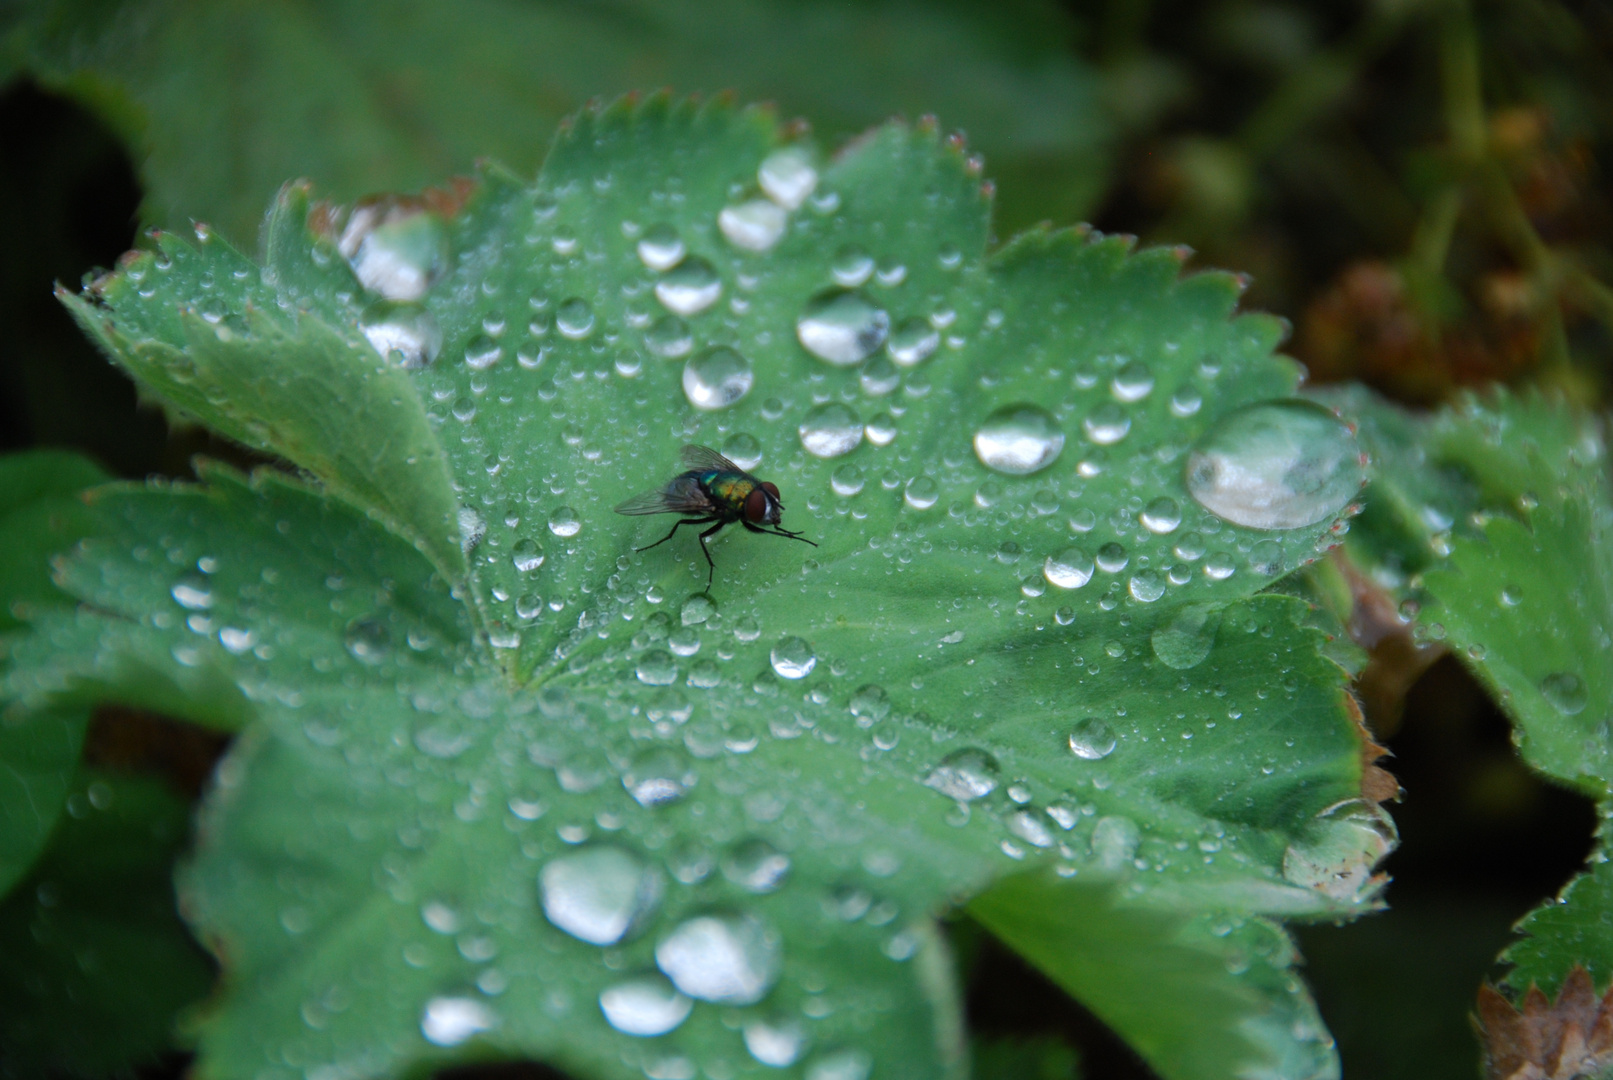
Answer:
1477;967;1613;1080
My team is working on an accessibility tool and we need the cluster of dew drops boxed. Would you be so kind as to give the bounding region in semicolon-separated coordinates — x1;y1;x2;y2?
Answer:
158;128;1399;1076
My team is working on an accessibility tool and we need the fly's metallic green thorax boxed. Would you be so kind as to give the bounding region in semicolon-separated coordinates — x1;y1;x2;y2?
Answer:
615;445;817;587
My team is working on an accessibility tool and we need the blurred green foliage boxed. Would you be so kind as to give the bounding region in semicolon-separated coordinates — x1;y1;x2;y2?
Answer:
1;1;1612;1079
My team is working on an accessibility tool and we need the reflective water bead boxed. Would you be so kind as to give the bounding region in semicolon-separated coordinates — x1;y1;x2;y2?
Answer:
719;200;788;252
637;224;686;271
360;301;442;370
683;346;754;410
1095;543;1128;573
1068;717;1116;760
1185;400;1364;529
904;476;939;509
887;316;940;366
974;404;1065;476
770;636;817;679
339;201;448;301
512;538;545;573
1043;548;1094;590
923;748;1000;801
548;507;581;537
599;976;692;1037
645;314;694;358
1140;497;1182;534
797;290;890;366
555;297;595;339
722;838;791;893
538;846;662;946
860;355;900;396
799;403;863;458
831;244;875;287
745;1019;808;1067
654;913;782;1004
1540;672;1588;715
722;432;763;470
832;464;865;496
865;412;898;447
1111;360;1154;402
420;996;496;1047
656;257;723;317
1083;403;1130;445
758;146;819;209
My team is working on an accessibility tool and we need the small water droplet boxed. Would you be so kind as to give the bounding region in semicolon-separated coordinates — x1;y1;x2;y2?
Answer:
799;403;863;458
904;476;939;509
637;224;686;271
463;333;502;371
1151;605;1218;669
1128;571;1165;602
1068;718;1116;760
1043;548;1094;590
555;297;596;339
624;748;694;807
759;146;818;210
343;616;390;664
797;290;890;366
512;538;546;573
722;838;791;893
722;433;763;470
539;846;662;946
636;649;678;686
1247;539;1285;577
645;314;694;358
745;1018;808;1067
683;346;754;410
1540;672;1588;715
831;245;875;287
923;748;1000;801
360;301;442;370
1203;551;1236;580
860;355;900;396
459;507;487;552
1095;543;1129;573
656;258;723;316
974;405;1065;475
547;507;581;537
865;412;898;447
888;317;940;366
1186;400;1364;530
1083;403;1131;445
420;996;496;1046
831;464;865;496
719;200;788;252
1091;816;1140;871
599;976;692;1037
1140;497;1182;534
655;913;782;1004
806;1049;873;1080
1111;360;1154;402
171;575;213;610
770;636;817;679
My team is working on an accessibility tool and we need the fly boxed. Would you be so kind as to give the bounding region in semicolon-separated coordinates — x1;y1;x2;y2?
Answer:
615;445;817;587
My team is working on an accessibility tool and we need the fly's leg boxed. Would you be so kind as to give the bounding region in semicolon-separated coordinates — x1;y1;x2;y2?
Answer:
743;522;818;547
636;517;715;553
697;520;728;587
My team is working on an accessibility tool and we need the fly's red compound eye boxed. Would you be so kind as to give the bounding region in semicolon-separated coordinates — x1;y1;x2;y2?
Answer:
761;482;780;500
744;487;770;523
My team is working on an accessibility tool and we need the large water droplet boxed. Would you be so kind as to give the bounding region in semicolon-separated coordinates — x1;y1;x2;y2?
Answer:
1151;605;1218;669
1186;401;1364;530
799;403;863;458
759;147;818;210
683;346;754;410
512;538;546;573
637;224;686;271
556;297;596;339
719;200;788;252
360;301;442;370
770;636;817;679
599;976;692;1037
1043;548;1094;590
420;996;496;1046
745;1019;808;1067
923;748;1000;802
1281;799;1396;904
888;317;940;367
1068;718;1116;760
974;405;1065;476
722;838;791;893
548;507;582;537
655;913;782;1004
339;201;448;301
797;290;890;366
636;649;678;687
539;846;662;946
463;333;502;371
656;257;723;316
1539;672;1588;715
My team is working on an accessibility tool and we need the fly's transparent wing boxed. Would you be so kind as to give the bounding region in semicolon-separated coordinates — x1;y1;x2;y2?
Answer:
679;444;741;474
613;475;715;516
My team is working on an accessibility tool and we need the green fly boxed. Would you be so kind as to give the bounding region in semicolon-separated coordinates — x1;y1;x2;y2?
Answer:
616;445;817;586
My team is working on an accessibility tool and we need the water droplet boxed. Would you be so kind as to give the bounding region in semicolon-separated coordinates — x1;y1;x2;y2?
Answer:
860;355;900;396
681;594;716;625
1128;571;1165;602
1083;403;1131;445
1203;551;1236;580
770;636;817;679
1540;672;1588;715
806;1049;873;1080
539;846;662;946
923;748;1000;802
831;245;875;287
865;412;898;447
171;576;213;610
636;650;678;686
719;200;788;252
624;748;693;807
1112;360;1155;402
974;405;1065;476
797;290;890;366
1009;810;1055;848
717;433;761;470
459;507;487;553
799;403;863;458
556;297;596;339
1095;543;1129;573
656;258;723;317
637;224;686;271
1186;400;1364;529
420;996;496;1046
360;301;442;370
831;464;865;496
512;538;546;573
1152;605;1218;669
1170;386;1203;417
463;333;502;371
1091;816;1140;871
1281;799;1396;904
343;616;390;664
599;976;692;1037
888;317;940;366
1140;497;1182;534
1068;718;1116;760
339;202;448;301
683;346;754;410
548;507;581;537
655;913;782;1004
759;146;818;210
644;314;694;360
722;838;791;893
904;476;939;509
1043;548;1094;590
745;1019;808;1067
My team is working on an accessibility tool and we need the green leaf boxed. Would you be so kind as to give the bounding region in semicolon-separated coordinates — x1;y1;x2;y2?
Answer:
971;1031;1079;1080
0;767;215;1077
35;97;1389;1079
4;0;1112;241
0;449;109;897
